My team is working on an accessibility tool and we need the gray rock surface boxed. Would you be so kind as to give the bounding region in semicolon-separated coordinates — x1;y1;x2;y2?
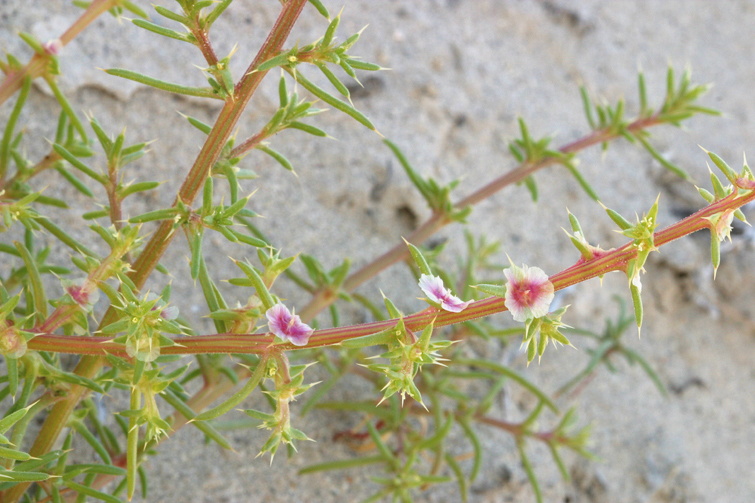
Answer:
2;0;755;502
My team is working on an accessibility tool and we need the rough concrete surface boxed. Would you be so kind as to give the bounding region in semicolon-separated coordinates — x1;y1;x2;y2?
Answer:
2;0;755;502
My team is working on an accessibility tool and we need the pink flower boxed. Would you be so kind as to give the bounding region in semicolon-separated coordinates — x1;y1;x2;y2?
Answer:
418;274;470;313
503;261;554;322
266;304;313;346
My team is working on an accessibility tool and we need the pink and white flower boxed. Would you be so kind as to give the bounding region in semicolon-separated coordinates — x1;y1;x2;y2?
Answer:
266;303;313;346
418;274;470;313
503;261;554;322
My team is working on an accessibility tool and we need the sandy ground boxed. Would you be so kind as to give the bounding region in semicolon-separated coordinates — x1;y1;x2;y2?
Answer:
2;0;755;502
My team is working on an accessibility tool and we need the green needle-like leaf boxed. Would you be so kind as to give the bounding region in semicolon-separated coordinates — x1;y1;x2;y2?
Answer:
636;134;690;180
54;165;94;197
44;76;88;142
518;442;543;503
69;421;112;465
64;480;122;503
53;143;106;184
14;241;47;322
106;69;224;100
453;358;558;413
366;420;395;463
205;0;233;27
256;144;294;172
564;163;599;200
404;239;432;276
131;19;194;42
307;0;330;19
630;282;643;335
621;347;667;396
0;76;30;178
289;69;376;131
193;357;268;422
286;121;328;137
299;454;384;475
161;389;233;450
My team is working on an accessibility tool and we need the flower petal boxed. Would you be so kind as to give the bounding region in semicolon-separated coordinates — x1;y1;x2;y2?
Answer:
418;274;446;304
160;305;180;321
440;296;470;313
282;321;313;346
418;274;470;313
266;303;289;335
266;304;313;346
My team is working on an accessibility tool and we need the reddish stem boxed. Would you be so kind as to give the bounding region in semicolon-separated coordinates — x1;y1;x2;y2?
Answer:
298;116;662;322
27;185;754;357
229;130;268;159
192;27;219;67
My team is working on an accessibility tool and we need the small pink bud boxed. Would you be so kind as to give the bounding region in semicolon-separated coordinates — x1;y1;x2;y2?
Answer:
66;284;89;306
62;278;100;311
43;39;63;56
503;260;554;322
418;274;470;313
266;304;313;346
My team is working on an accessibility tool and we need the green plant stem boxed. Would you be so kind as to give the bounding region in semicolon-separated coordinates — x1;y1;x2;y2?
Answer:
4;4;308;502
27;185;754;357
297;115;663;322
0;0;119;106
